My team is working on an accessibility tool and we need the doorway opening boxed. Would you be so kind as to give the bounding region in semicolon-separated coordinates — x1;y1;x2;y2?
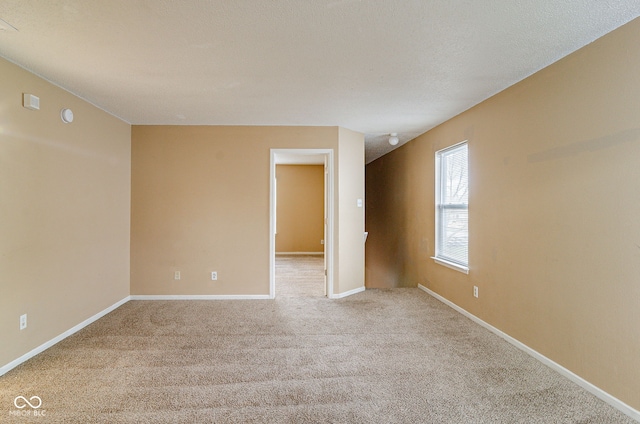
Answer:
270;149;333;299
275;255;325;297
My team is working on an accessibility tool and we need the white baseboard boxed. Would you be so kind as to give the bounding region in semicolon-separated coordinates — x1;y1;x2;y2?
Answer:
0;296;131;377
330;286;365;299
275;252;324;256
130;294;271;300
417;284;640;422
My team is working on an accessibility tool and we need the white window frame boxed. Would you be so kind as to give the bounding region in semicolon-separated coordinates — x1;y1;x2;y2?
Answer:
432;141;469;274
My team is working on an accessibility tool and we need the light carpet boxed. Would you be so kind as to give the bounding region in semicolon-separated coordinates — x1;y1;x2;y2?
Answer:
275;254;325;298
0;275;635;422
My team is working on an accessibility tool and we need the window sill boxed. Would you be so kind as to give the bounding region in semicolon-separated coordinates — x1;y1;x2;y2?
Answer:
431;257;469;274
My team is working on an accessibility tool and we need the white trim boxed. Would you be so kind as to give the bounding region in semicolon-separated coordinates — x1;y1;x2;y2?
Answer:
130;295;271;300
431;257;469;274
276;252;324;256
434;140;469;270
330;286;365;299
270;149;334;299
0;296;130;377
436;139;469;154
325;154;334;299
417;284;640;422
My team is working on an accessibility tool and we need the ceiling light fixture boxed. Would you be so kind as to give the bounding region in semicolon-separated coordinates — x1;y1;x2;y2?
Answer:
388;133;399;146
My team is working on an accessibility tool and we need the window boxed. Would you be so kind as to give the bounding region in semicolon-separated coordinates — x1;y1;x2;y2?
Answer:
434;142;469;273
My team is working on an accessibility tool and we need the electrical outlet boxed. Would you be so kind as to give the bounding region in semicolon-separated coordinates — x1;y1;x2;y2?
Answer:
473;286;479;298
211;271;218;281
174;271;181;280
20;314;27;330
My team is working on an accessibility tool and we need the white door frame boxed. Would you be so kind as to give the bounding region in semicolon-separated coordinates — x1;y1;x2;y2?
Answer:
270;149;334;299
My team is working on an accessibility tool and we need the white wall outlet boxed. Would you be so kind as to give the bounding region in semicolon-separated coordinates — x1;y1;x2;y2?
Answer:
174;271;181;280
20;314;27;330
211;271;218;281
473;286;479;298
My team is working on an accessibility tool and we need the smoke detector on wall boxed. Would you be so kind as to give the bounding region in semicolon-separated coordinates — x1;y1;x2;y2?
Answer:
61;108;74;123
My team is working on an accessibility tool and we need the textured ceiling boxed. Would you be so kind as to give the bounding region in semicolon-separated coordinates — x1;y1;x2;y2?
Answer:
0;1;638;163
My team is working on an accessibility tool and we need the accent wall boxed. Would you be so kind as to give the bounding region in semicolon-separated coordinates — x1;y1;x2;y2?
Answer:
365;18;640;410
276;165;324;254
130;125;364;297
0;57;131;369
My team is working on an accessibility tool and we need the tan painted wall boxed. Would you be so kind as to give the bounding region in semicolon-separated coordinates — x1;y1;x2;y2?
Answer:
275;165;324;253
337;127;366;294
131;125;364;297
0;58;131;368
365;18;640;409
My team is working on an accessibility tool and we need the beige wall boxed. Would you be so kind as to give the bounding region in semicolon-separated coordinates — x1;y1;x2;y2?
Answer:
131;125;364;297
337;127;366;294
366;18;640;410
0;58;131;368
276;165;324;253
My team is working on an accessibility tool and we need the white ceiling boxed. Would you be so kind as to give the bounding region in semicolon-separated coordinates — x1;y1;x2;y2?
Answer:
0;1;638;163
